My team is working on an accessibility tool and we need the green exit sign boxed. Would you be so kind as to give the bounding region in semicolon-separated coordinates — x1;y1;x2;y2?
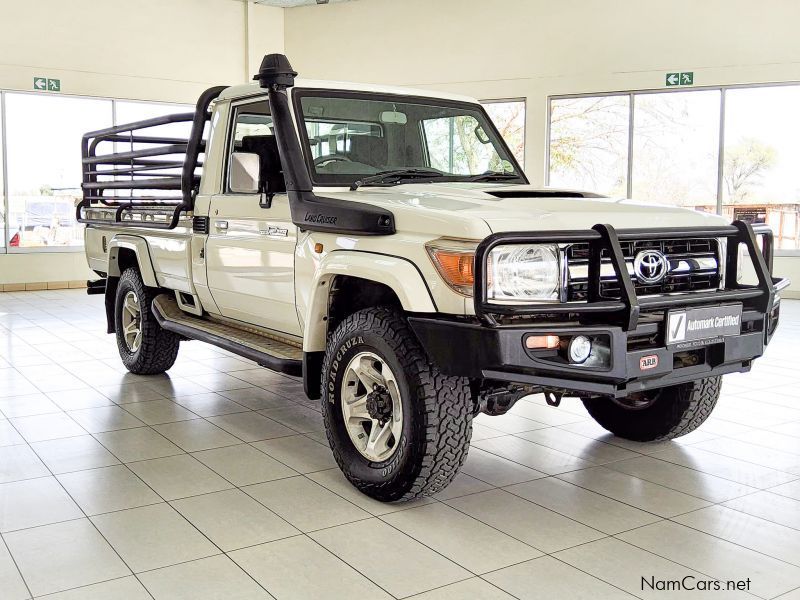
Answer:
666;72;694;87
33;77;61;92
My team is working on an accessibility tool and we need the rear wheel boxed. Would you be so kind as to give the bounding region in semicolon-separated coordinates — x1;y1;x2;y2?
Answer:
322;306;472;502
581;376;721;442
114;268;180;374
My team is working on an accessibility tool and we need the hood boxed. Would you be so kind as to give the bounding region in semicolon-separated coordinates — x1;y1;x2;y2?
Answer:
330;183;727;238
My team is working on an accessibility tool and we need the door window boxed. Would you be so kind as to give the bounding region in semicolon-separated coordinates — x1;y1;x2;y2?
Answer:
226;100;275;194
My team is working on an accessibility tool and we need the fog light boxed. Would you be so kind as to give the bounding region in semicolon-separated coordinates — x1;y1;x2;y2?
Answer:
525;335;560;350
568;335;592;364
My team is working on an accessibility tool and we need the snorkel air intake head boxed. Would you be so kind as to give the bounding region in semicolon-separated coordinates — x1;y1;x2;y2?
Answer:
254;54;297;89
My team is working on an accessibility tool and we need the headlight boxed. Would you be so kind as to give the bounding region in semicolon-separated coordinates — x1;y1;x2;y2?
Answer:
487;244;562;302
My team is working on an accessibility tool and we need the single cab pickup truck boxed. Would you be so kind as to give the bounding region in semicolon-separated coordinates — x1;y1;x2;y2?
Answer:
80;54;788;501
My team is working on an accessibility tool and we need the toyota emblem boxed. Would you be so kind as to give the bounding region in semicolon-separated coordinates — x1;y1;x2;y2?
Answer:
633;250;668;284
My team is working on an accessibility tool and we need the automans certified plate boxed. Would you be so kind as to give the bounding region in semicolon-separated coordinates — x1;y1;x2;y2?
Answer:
666;303;742;348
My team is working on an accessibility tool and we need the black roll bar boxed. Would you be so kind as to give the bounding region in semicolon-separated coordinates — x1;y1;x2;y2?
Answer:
77;86;226;230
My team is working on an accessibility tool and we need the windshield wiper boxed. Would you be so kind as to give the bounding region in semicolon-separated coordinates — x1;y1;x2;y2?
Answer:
463;171;521;182
350;168;445;190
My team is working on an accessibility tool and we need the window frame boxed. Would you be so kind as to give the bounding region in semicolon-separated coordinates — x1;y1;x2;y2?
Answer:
546;81;800;257
223;95;274;196
291;87;529;187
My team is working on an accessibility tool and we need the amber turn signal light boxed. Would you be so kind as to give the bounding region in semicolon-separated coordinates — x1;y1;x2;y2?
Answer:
525;335;561;350
426;248;475;294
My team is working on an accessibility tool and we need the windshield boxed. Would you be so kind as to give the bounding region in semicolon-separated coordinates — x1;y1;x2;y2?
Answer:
294;89;526;186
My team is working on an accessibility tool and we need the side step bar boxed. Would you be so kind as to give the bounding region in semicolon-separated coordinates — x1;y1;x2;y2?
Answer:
152;295;302;376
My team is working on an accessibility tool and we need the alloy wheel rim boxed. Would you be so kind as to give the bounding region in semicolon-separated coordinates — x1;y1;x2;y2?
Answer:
340;351;403;462
121;291;142;352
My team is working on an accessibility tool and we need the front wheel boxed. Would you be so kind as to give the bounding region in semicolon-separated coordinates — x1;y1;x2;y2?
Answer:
321;306;472;502
114;268;180;375
582;376;721;442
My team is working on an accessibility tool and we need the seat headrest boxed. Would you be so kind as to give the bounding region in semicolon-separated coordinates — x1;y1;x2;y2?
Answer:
348;135;387;167
241;135;280;160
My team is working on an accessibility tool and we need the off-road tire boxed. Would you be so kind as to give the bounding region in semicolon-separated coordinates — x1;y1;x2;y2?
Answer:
114;268;180;375
322;306;472;502
582;376;721;442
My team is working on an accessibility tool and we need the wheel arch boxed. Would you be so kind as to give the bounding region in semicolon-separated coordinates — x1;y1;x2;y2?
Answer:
104;236;158;333
301;251;437;401
302;251;437;354
107;236;158;286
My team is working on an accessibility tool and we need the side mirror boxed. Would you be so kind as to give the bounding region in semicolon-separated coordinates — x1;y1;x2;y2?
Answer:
229;152;260;194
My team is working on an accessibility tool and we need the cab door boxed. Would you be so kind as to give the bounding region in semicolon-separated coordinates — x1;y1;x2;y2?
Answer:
205;97;301;336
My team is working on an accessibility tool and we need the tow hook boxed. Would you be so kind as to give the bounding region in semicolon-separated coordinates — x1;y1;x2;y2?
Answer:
544;390;563;407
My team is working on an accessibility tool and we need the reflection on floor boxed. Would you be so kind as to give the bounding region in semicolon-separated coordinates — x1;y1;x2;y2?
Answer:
1;290;799;599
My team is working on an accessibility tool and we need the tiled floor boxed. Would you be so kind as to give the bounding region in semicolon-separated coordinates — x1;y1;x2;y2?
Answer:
1;289;799;600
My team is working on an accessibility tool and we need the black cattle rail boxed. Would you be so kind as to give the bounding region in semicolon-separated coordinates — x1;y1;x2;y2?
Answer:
474;221;789;338
76;86;226;230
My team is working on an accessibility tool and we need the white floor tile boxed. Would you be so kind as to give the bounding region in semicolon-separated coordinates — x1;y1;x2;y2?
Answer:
171;489;299;551
0;477;83;532
310;519;471;597
382;503;541;573
230;535;393;600
446;489;605;553
4;519;130;597
244;476;369;532
92;503;219;573
139;554;274;600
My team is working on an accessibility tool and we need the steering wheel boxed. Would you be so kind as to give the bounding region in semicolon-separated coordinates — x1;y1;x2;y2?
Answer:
314;154;353;167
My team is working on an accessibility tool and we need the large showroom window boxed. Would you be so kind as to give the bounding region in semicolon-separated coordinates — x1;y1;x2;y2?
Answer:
4;93;112;250
482;99;526;166
0;93;192;252
548;95;629;197
631;90;720;211
724;86;800;250
548;84;800;251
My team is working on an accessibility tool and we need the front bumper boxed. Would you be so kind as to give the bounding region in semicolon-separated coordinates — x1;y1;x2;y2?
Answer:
410;221;789;398
409;304;779;397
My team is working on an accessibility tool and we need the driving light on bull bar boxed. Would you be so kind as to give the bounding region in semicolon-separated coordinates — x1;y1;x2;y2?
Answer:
568;335;592;364
487;244;561;302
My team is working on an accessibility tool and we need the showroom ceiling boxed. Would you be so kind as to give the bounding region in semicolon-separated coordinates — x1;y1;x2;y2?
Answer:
253;0;355;7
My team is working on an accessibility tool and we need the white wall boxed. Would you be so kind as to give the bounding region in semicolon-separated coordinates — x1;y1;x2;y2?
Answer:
0;0;284;286
283;0;800;296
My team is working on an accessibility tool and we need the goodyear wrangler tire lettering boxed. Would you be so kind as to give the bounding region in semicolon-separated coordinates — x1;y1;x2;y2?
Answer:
320;306;472;502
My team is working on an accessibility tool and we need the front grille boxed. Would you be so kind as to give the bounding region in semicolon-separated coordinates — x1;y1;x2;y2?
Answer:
567;238;721;301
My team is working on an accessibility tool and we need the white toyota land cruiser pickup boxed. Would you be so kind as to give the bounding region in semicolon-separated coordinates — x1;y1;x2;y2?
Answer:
79;54;788;501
